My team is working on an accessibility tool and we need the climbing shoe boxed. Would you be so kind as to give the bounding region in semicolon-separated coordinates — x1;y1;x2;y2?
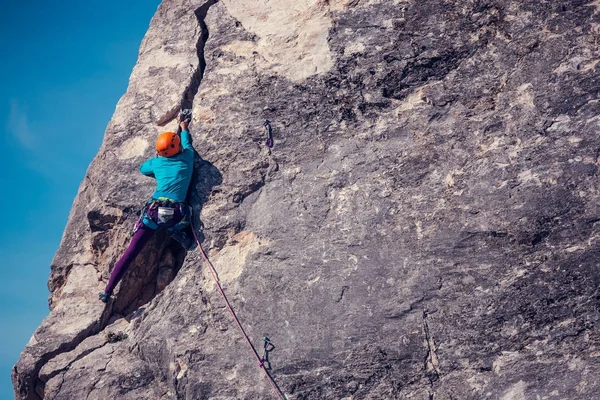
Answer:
98;291;112;303
171;230;196;251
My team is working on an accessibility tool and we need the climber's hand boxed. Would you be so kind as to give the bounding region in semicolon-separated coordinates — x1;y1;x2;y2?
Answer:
180;119;189;131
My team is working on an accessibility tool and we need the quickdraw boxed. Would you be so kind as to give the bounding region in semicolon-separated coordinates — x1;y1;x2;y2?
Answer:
264;119;274;148
259;336;275;370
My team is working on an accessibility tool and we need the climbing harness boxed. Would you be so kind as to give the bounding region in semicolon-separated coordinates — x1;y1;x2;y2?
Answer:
190;223;286;400
157;207;175;224
264;119;274;148
135;198;190;232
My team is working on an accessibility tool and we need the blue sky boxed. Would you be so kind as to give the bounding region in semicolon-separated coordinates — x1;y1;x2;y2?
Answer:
0;1;161;397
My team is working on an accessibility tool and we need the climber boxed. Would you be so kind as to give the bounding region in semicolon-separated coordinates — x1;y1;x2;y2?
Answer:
99;117;196;303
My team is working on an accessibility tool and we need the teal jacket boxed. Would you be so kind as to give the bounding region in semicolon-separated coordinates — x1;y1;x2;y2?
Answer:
139;130;194;203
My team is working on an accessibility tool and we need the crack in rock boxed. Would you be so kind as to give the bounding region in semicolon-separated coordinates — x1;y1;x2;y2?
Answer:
336;286;350;302
423;310;441;396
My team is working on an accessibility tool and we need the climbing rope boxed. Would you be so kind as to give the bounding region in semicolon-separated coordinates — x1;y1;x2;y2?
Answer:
190;226;286;400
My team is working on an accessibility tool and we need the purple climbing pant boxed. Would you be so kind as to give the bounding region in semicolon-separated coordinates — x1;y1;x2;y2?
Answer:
104;226;155;294
103;200;191;294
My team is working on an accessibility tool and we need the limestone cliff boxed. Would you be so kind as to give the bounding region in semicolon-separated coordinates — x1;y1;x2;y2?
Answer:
12;0;600;399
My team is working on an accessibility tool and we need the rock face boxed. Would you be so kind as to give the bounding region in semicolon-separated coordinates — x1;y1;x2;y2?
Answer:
12;0;600;399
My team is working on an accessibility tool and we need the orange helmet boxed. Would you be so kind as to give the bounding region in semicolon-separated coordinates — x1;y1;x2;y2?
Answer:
156;132;181;157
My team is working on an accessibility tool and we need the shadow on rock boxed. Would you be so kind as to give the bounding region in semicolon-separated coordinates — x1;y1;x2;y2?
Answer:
187;151;223;244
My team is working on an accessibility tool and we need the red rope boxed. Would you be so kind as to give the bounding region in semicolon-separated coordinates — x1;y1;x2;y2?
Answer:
191;227;285;400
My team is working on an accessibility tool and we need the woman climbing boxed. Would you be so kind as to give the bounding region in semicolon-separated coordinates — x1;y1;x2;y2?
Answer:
99;116;196;303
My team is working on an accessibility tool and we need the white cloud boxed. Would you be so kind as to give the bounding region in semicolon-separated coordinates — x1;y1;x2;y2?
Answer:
7;100;35;150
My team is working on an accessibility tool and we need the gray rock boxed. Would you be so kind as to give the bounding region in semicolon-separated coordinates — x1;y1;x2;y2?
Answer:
13;0;600;399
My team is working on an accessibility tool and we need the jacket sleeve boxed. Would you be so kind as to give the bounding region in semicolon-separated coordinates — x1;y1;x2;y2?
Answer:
139;158;155;177
180;130;193;150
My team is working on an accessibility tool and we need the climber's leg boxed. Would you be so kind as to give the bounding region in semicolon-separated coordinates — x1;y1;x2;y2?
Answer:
102;225;156;296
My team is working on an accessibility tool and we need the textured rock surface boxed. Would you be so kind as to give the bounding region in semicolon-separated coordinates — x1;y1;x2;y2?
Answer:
12;0;600;399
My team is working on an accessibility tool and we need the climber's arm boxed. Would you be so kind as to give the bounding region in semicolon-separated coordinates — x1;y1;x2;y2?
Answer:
179;120;193;151
139;158;155;177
